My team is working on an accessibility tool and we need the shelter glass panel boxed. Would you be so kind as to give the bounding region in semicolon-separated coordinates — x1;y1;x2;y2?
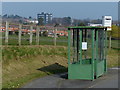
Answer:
98;30;105;61
82;29;92;64
71;29;80;64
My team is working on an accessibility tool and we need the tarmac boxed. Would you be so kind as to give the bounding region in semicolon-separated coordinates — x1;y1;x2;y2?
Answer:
22;68;119;88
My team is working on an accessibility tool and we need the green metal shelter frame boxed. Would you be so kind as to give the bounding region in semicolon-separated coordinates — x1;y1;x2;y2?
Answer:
68;26;107;80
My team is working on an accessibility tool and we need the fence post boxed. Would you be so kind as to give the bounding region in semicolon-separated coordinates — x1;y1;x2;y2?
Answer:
108;31;112;49
54;28;57;46
5;21;9;45
36;26;39;45
30;25;33;45
109;35;111;49
18;24;22;46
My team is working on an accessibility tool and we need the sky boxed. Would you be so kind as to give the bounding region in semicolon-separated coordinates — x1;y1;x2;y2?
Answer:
2;2;118;20
1;0;120;2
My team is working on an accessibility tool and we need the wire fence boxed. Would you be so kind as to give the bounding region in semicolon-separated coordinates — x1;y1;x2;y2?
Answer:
1;21;120;49
1;21;68;46
108;40;120;49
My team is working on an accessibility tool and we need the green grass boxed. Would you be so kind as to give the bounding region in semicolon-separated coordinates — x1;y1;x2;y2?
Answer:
106;39;120;49
2;32;120;49
2;46;68;88
2;33;68;46
107;48;119;67
2;45;119;89
2;37;119;89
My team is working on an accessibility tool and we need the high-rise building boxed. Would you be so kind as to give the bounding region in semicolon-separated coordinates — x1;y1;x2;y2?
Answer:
37;12;52;25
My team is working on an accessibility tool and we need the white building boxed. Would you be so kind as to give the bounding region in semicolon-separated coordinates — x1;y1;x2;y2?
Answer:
88;23;102;26
88;16;112;31
102;16;112;31
29;20;38;24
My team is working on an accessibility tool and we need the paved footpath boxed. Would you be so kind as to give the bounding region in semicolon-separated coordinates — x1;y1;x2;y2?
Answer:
22;68;119;88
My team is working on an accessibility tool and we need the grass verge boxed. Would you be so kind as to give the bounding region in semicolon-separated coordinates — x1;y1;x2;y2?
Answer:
2;46;68;88
2;45;119;88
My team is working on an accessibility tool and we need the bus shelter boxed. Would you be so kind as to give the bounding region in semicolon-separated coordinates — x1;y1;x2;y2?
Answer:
68;26;107;80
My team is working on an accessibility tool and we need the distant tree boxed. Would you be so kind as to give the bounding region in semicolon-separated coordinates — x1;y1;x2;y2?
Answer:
3;14;8;18
54;23;59;27
63;17;71;25
82;18;91;25
111;25;120;38
38;17;44;25
19;20;23;24
43;31;48;37
29;16;32;20
8;14;15;18
91;19;102;24
72;19;81;26
52;18;63;25
15;15;22;19
23;22;28;25
78;22;85;26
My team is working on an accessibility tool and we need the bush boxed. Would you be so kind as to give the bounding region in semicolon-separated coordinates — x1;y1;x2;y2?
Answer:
43;31;48;37
111;25;120;38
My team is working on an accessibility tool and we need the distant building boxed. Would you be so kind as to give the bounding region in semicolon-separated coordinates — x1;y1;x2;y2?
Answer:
29;20;38;24
88;16;112;31
88;23;102;26
102;16;112;31
37;12;52;25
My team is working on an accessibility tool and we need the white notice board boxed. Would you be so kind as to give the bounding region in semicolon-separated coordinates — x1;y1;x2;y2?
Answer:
82;42;87;50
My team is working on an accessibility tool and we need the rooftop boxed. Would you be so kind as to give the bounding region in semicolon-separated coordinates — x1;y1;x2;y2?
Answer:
68;26;107;30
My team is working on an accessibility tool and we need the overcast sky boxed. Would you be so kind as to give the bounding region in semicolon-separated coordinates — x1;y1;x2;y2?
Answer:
2;2;118;20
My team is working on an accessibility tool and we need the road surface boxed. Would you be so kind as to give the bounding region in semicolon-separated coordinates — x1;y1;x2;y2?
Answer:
22;68;119;88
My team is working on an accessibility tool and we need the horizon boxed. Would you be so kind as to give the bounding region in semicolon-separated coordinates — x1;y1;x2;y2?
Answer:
2;2;118;20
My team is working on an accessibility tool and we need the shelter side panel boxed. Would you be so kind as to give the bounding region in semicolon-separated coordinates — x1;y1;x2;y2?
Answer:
96;60;105;77
68;64;93;80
